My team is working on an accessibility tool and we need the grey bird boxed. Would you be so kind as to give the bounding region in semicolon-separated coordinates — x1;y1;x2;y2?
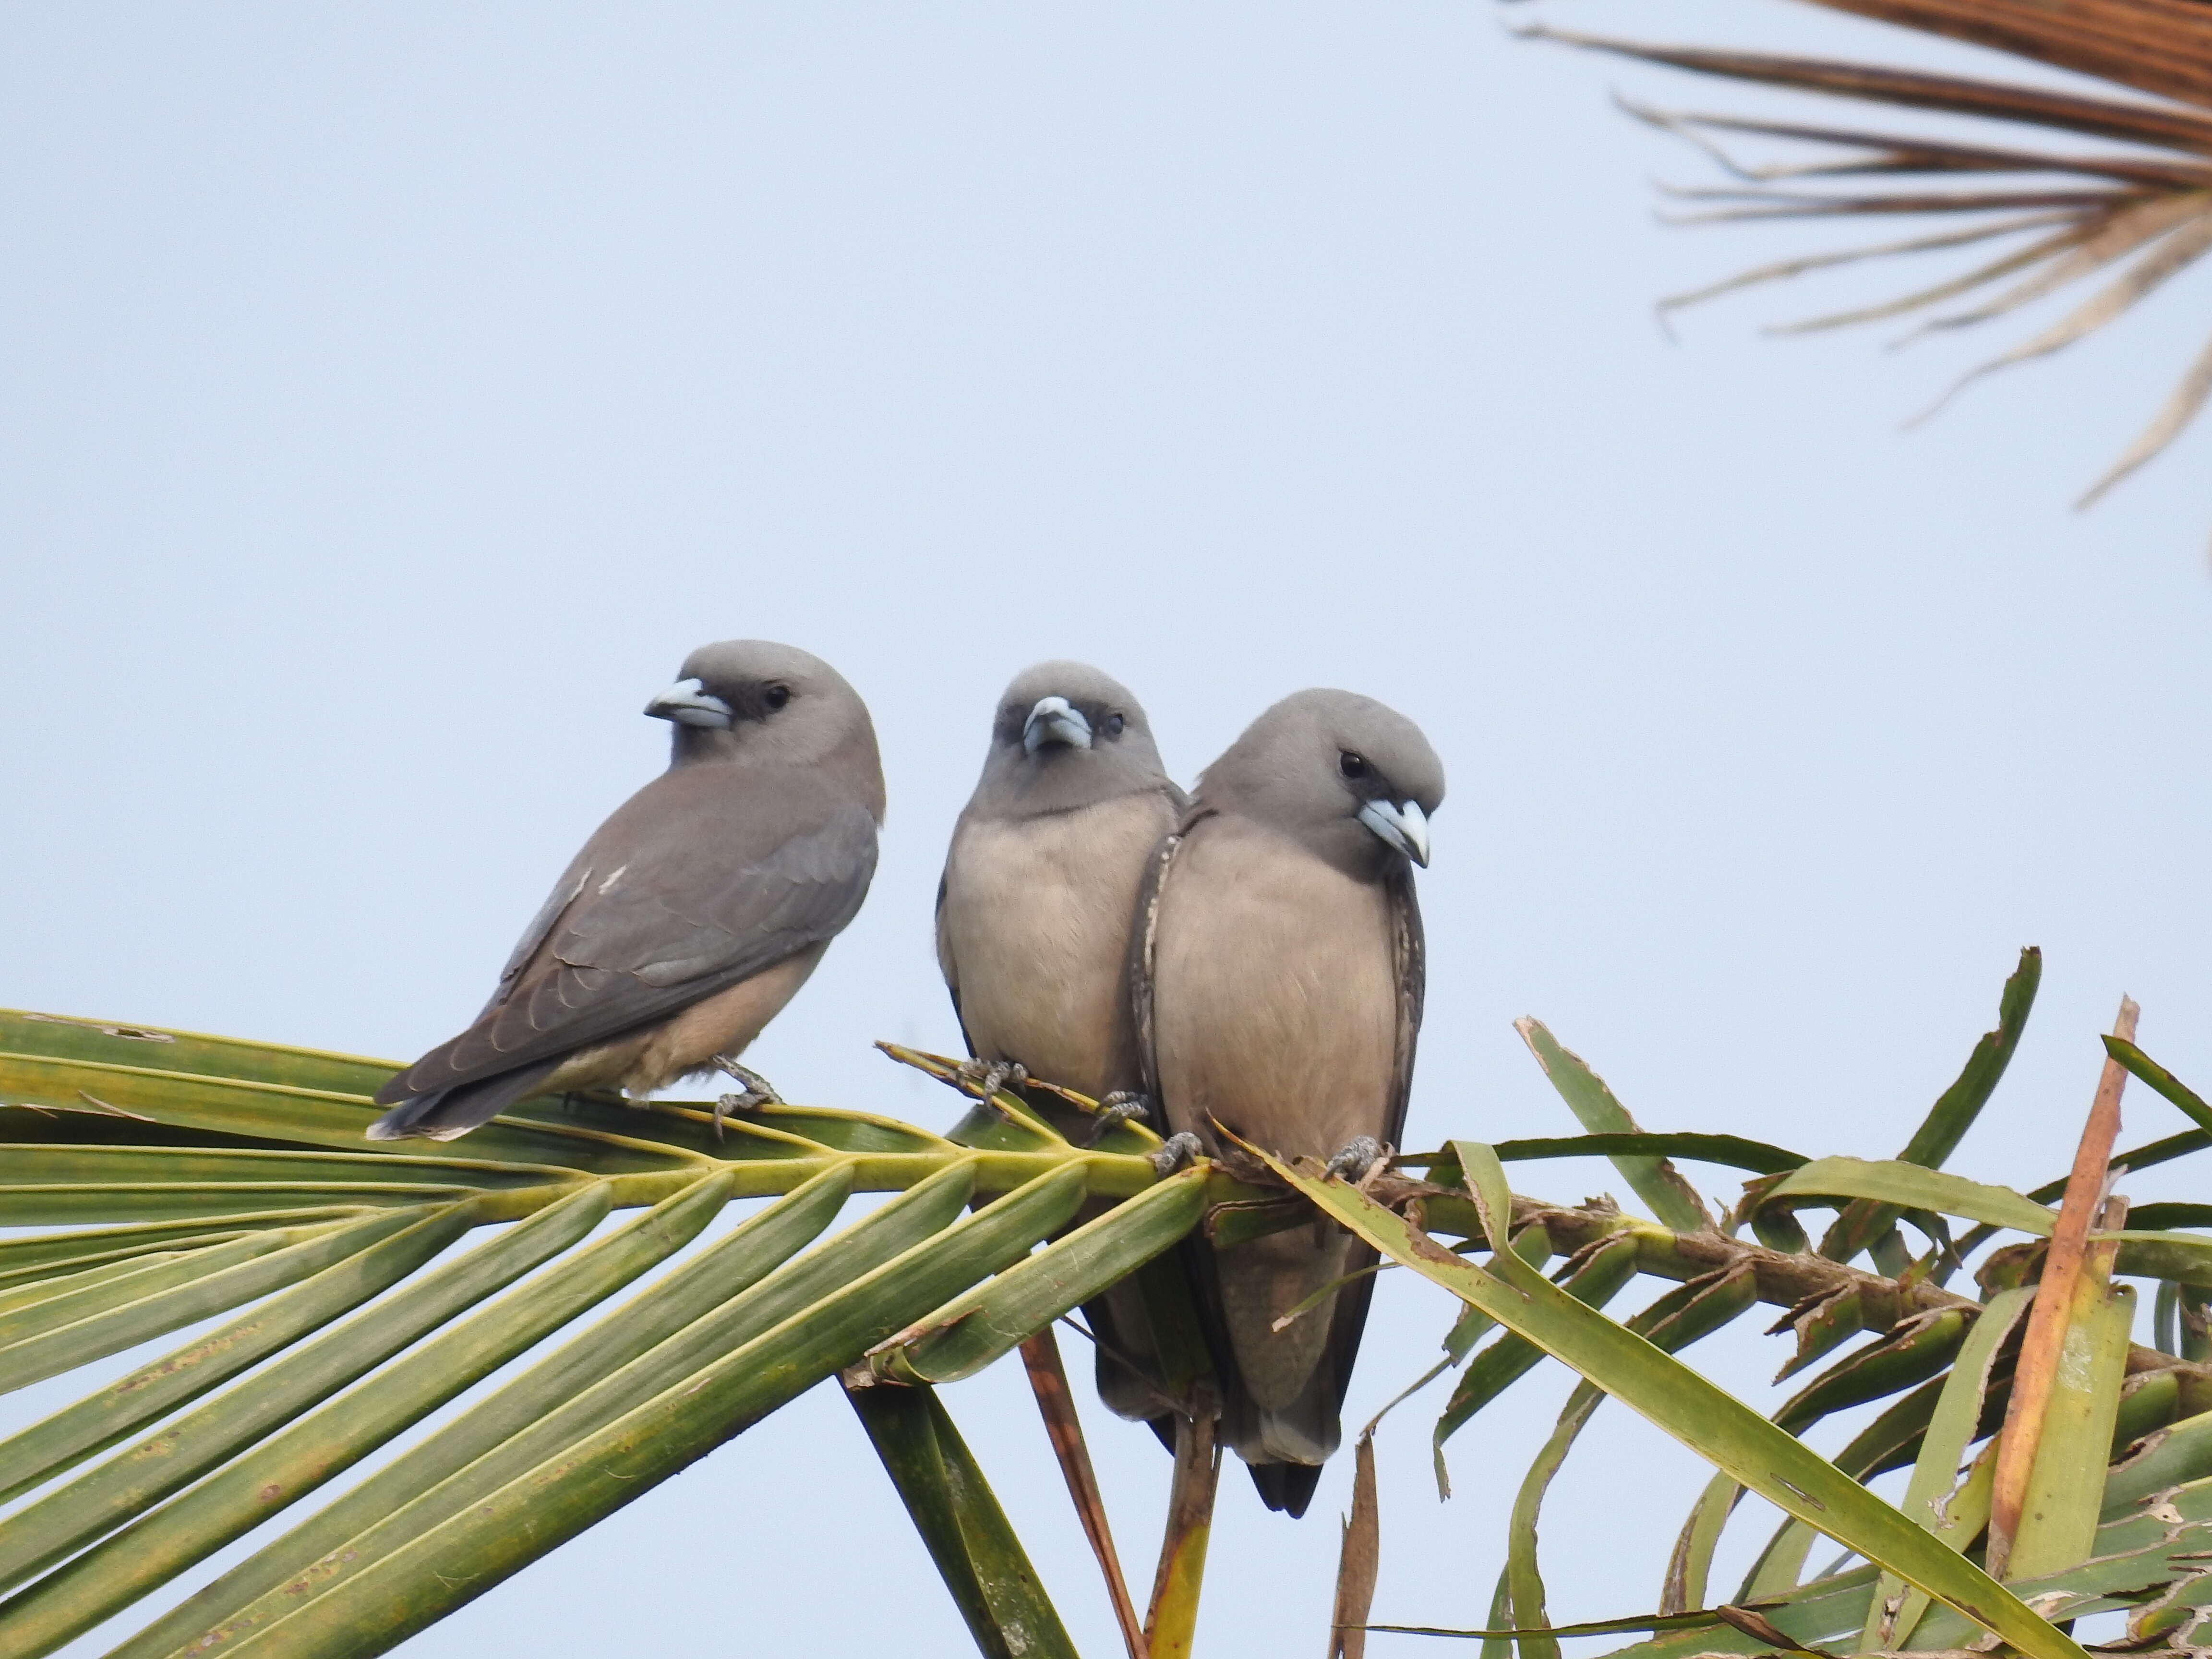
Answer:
937;661;1186;1421
370;640;884;1142
938;662;1184;1114
1133;687;1442;1516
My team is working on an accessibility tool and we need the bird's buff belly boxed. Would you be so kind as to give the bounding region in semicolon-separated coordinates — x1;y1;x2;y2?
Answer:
942;800;1164;1096
541;942;830;1099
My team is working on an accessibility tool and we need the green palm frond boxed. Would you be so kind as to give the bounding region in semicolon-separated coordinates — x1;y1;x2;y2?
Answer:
1314;959;2212;1657
0;1011;1200;1659
15;960;2212;1659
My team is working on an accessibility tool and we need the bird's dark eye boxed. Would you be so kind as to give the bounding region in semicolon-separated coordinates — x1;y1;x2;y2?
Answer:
1339;752;1368;779
1103;713;1125;738
762;684;792;712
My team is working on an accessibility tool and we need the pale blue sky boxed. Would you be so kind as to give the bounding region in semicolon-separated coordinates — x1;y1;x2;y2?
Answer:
5;4;2210;1655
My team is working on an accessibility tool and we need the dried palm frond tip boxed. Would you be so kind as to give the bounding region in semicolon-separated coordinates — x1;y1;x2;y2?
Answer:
1527;9;2212;507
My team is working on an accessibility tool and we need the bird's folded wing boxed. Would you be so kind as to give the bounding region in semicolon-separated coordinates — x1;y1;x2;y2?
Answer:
379;804;879;1101
1383;865;1425;1152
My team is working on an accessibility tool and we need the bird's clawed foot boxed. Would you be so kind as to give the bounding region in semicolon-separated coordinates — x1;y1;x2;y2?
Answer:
711;1055;784;1140
1150;1131;1202;1176
956;1057;1028;1117
713;1055;784;1104
1084;1090;1153;1145
1324;1135;1390;1185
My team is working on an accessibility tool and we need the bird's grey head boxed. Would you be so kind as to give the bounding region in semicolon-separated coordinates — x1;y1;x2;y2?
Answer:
645;640;882;796
1196;688;1444;873
968;661;1173;820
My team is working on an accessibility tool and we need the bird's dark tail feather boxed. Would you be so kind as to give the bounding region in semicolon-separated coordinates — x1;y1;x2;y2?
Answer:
1248;1460;1322;1518
366;1058;565;1142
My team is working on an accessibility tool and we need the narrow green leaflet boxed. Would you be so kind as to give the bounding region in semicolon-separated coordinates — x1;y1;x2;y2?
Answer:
1763;1157;2054;1236
1514;1022;1707;1231
112;1162;866;1659
1405;1485;2212;1655
1863;1285;2034;1650
0;1013;1196;1659
1950;1124;2212;1274
2110;1370;2183;1455
1368;1611;1729;1642
1502;1267;1760;1658
872;1165;1208;1384
0;1010;395;1099
2128;1202;2212;1232
0;1213;343;1285
0;1202;449;1401
1432;1231;1640;1494
2187;1286;2212;1362
0;1232;291;1348
876;1041;1163;1162
845;1379;1079;1659
193;1165;1092;1659
0;1175;735;1659
0;1013;696;1176
1823;948;2039;1262
1489;1477;2212;1659
1263;1146;2089;1659
1901;950;2042;1169
2110;1230;2212;1286
2106;1407;2212;1515
2104;1037;2212;1138
1662;1472;1736;1615
1365;1226;1547;1442
1443;1225;1551;1361
1672;1314;1972;1618
0;1189;594;1609
0;1207;446;1505
1772;1307;1970;1430
0;1252;206;1320
0;1144;574;1194
1689;1372;1954;1612
1485;1134;1808;1175
1835;1375;1952;1484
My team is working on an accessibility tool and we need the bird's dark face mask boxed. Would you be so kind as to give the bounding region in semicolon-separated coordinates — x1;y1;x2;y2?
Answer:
645;673;810;766
978;687;1166;819
1197;689;1443;877
1335;751;1433;868
1010;693;1130;757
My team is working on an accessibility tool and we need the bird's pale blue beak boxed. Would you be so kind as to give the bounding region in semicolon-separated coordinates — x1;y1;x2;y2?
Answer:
645;677;735;730
1358;799;1431;867
1023;695;1093;755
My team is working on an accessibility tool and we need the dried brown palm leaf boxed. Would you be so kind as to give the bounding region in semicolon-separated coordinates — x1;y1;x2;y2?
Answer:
1620;102;2212;191
1909;205;2212;421
1797;0;2212;109
1658;187;2141;223
1767;223;2101;336
1654;214;2075;315
1529;31;2212;151
2081;326;2212;502
1529;11;2212;509
1904;191;2210;337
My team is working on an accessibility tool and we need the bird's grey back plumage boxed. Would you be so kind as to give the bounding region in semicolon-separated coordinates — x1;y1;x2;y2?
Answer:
1134;687;1440;1515
373;641;882;1140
